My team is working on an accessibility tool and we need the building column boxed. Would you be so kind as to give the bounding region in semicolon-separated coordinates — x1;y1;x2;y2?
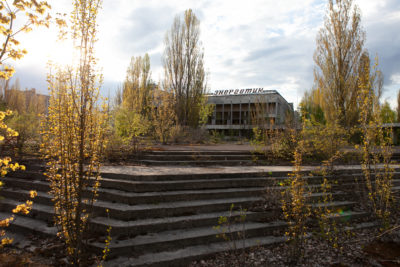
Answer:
222;103;224;125
212;104;217;125
230;101;233;126
239;102;242;125
248;101;250;126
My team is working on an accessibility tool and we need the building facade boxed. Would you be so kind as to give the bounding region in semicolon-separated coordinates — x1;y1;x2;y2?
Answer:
206;88;294;136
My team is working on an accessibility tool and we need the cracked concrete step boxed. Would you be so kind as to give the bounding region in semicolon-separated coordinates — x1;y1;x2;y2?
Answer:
88;221;288;257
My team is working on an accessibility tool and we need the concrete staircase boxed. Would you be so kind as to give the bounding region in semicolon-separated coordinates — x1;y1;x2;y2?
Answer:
1;164;399;266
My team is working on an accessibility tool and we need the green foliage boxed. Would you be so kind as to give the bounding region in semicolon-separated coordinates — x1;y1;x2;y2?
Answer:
115;108;149;142
299;93;326;125
198;96;214;126
380;101;396;123
115;107;150;153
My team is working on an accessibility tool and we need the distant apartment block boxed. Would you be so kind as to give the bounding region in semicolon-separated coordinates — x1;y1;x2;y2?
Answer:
206;88;294;136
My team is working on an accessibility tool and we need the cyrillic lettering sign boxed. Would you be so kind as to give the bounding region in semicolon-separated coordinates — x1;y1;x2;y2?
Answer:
213;88;264;96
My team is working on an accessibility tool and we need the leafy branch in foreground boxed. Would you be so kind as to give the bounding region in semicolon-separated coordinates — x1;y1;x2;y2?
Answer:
0;0;51;79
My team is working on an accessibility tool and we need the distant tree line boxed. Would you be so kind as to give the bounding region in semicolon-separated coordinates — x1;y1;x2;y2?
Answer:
110;8;213;152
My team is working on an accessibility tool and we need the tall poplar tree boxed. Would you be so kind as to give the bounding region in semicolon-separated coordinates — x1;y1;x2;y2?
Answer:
122;53;153;117
313;0;365;127
163;9;207;128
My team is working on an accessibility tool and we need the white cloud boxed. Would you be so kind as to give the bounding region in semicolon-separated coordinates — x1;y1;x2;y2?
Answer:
5;0;400;111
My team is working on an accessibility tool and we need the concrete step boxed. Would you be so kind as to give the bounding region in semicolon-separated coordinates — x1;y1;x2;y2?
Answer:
9;166;400;183
1;178;355;211
142;154;255;161
90;210;274;237
137;159;258;166
88;221;288;257
1;185;267;205
0;194;263;221
144;151;256;156
5;172;400;196
0;183;357;224
103;218;375;267
0;198;54;223
104;235;286;267
1;177;49;191
0;212;57;237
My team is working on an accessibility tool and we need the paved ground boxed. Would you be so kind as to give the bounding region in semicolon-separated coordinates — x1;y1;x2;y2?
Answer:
100;164;400;176
101;144;400;176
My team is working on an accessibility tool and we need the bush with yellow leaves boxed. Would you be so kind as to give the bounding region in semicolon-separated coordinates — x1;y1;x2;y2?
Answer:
40;0;107;264
358;58;394;230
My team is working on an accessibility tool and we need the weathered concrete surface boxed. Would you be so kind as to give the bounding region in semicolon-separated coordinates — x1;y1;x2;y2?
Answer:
100;164;400;177
149;144;256;151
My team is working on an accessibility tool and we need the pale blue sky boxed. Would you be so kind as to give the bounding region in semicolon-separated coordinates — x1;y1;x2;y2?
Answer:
9;0;400;109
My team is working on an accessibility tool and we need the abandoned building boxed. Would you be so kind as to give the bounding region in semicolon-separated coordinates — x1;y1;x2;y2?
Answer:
206;88;294;136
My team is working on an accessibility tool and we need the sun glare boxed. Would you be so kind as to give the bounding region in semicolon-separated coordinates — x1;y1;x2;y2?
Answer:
46;39;76;66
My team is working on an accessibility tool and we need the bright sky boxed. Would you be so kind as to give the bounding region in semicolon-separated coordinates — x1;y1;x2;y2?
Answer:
8;0;400;110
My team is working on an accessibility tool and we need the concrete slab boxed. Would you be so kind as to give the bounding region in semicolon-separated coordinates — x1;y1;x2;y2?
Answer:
100;164;400;177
